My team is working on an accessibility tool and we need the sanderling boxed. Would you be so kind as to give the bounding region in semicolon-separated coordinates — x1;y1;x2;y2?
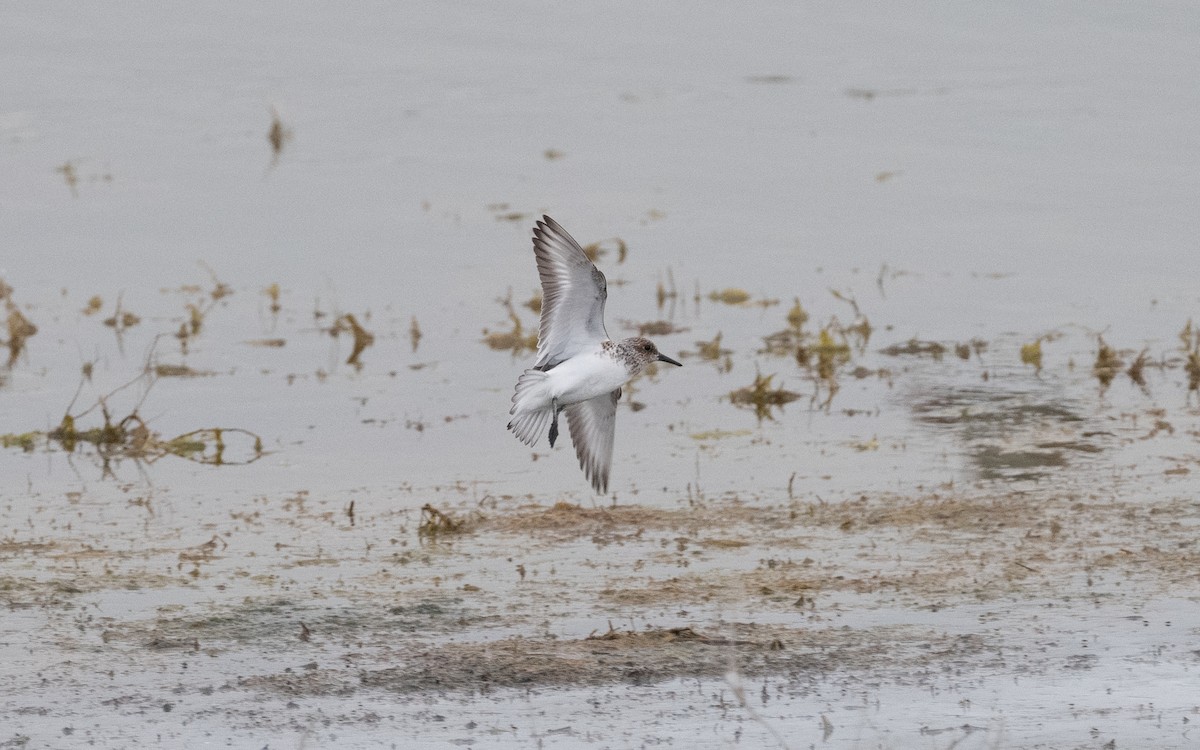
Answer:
508;215;682;493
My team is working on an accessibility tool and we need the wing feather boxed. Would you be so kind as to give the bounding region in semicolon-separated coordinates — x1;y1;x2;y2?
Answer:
564;389;620;494
532;216;609;370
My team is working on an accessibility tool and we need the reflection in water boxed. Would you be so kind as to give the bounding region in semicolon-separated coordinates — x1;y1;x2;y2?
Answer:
908;382;1092;481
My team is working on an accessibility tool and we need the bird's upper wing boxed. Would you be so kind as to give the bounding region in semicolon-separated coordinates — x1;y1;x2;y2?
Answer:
532;215;609;370
564;388;620;494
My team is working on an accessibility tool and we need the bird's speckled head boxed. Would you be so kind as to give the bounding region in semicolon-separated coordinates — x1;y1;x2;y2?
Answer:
613;336;683;375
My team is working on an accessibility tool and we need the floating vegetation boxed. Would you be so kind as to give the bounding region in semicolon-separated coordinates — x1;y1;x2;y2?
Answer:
708;288;751;306
1020;339;1043;373
153;363;213;378
809;327;853;408
1127;349;1149;390
696;332;728;360
53;160;112;196
879;339;946;359
656;268;678;310
827;291;872;352
730;371;801;421
3;286;38;366
1;372;264;469
840;316;872;351
762;327;804;356
102;297;141;332
850;436;880;452
159;428;263;465
173;267;233;354
683;332;732;373
635;320;687;337
954;343;972;360
185;302;205;335
582;237;627;264
82;295;103;315
57;160;79;197
483;295;538;356
331;313;375;368
200;263;233;302
543;148;565;160
244;338;286;348
1;432;37;451
263;283;282;314
523;292;542;314
418;503;470;539
760;295;866;408
1093;337;1122;390
689;428;752;441
786;298;808;330
1184;353;1200;393
1182;321;1200;393
1180;319;1198;351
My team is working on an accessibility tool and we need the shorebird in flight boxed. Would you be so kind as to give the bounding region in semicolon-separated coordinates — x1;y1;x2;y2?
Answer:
508;216;681;493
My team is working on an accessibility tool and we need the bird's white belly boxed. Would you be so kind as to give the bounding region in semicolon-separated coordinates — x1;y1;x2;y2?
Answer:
546;350;628;405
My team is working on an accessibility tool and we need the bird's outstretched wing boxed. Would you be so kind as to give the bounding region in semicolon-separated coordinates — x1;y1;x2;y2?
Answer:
532;216;609;370
564;388;620;494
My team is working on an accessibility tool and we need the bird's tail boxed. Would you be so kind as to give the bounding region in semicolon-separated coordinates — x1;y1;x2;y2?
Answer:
508;370;553;446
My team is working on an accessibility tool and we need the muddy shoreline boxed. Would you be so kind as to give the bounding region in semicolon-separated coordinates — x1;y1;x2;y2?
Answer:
4;481;1198;747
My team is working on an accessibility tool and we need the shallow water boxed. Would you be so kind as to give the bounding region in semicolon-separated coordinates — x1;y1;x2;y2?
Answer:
3;2;1200;748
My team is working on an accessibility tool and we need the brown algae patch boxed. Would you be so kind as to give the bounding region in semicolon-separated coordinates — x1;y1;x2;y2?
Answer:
482;490;1200;604
487;499;769;541
263;623;989;695
729;372;801;420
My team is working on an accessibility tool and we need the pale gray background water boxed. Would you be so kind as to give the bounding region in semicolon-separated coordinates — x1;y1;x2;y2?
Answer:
5;1;1198;500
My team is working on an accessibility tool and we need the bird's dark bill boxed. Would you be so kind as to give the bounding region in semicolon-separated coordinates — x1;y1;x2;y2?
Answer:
657;353;683;367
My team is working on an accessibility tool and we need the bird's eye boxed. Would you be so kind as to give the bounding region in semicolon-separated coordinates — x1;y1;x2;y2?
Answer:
643;344;653;352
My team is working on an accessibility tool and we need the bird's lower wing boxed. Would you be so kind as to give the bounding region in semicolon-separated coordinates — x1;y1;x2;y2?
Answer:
564;388;620;494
